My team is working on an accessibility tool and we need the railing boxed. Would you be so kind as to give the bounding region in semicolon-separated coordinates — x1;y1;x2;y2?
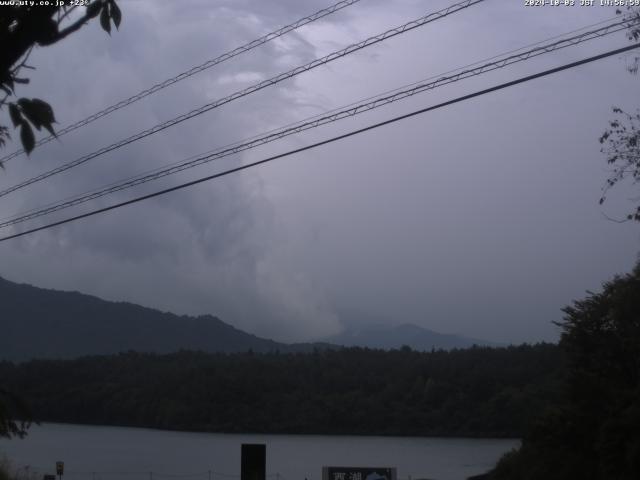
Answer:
7;468;287;480
10;467;436;480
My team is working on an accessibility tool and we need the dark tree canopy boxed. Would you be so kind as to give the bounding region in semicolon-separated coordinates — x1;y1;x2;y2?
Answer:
0;388;31;439
491;262;640;480
599;7;640;221
600;106;640;221
0;0;121;157
0;344;563;438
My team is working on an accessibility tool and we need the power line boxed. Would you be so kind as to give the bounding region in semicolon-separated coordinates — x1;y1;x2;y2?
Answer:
1;16;635;229
0;0;363;164
1;13;626;225
2;42;638;244
0;0;485;199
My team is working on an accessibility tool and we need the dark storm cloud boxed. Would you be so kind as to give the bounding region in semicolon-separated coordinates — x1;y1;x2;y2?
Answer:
0;0;638;343
0;0;348;341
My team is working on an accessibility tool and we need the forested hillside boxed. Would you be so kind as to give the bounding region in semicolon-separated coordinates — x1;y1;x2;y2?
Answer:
0;344;563;437
488;263;640;480
0;277;312;360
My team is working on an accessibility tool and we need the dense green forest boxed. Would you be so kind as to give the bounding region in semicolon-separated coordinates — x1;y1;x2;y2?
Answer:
488;263;640;480
0;344;562;438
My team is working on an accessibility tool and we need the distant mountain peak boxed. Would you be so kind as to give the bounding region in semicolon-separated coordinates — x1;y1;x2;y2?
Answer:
326;311;500;351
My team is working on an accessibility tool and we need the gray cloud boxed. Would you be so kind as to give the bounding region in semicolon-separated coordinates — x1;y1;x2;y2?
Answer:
0;0;639;344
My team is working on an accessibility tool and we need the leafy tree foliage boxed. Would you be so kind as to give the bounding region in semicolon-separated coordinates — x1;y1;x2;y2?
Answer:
600;106;640;221
599;7;640;221
0;0;121;157
0;344;563;438
0;388;31;439
490;262;640;480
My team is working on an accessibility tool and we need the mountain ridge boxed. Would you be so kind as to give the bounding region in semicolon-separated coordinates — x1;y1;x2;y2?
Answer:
0;276;312;361
0;276;499;361
322;307;501;350
323;321;500;350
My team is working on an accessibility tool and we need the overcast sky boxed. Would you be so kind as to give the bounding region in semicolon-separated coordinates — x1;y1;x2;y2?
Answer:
1;0;639;344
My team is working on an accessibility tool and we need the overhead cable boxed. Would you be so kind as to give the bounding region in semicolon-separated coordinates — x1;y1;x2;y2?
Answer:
1;16;635;229
0;0;363;163
0;0;485;199
2;42;638;243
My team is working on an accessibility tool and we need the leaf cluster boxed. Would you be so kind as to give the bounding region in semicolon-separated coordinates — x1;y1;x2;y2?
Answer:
599;107;640;221
7;98;56;155
618;7;640;74
597;7;640;220
0;0;121;157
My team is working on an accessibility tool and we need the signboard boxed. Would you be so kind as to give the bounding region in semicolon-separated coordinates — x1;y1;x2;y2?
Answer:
322;467;396;480
56;462;64;476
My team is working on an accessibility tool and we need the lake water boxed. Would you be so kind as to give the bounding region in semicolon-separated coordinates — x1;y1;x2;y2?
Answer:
0;423;518;480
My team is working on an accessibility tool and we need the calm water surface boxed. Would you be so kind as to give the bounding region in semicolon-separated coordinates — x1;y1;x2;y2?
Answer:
0;423;518;480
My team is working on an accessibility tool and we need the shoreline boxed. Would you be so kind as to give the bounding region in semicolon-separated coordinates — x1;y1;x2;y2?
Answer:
14;421;522;442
